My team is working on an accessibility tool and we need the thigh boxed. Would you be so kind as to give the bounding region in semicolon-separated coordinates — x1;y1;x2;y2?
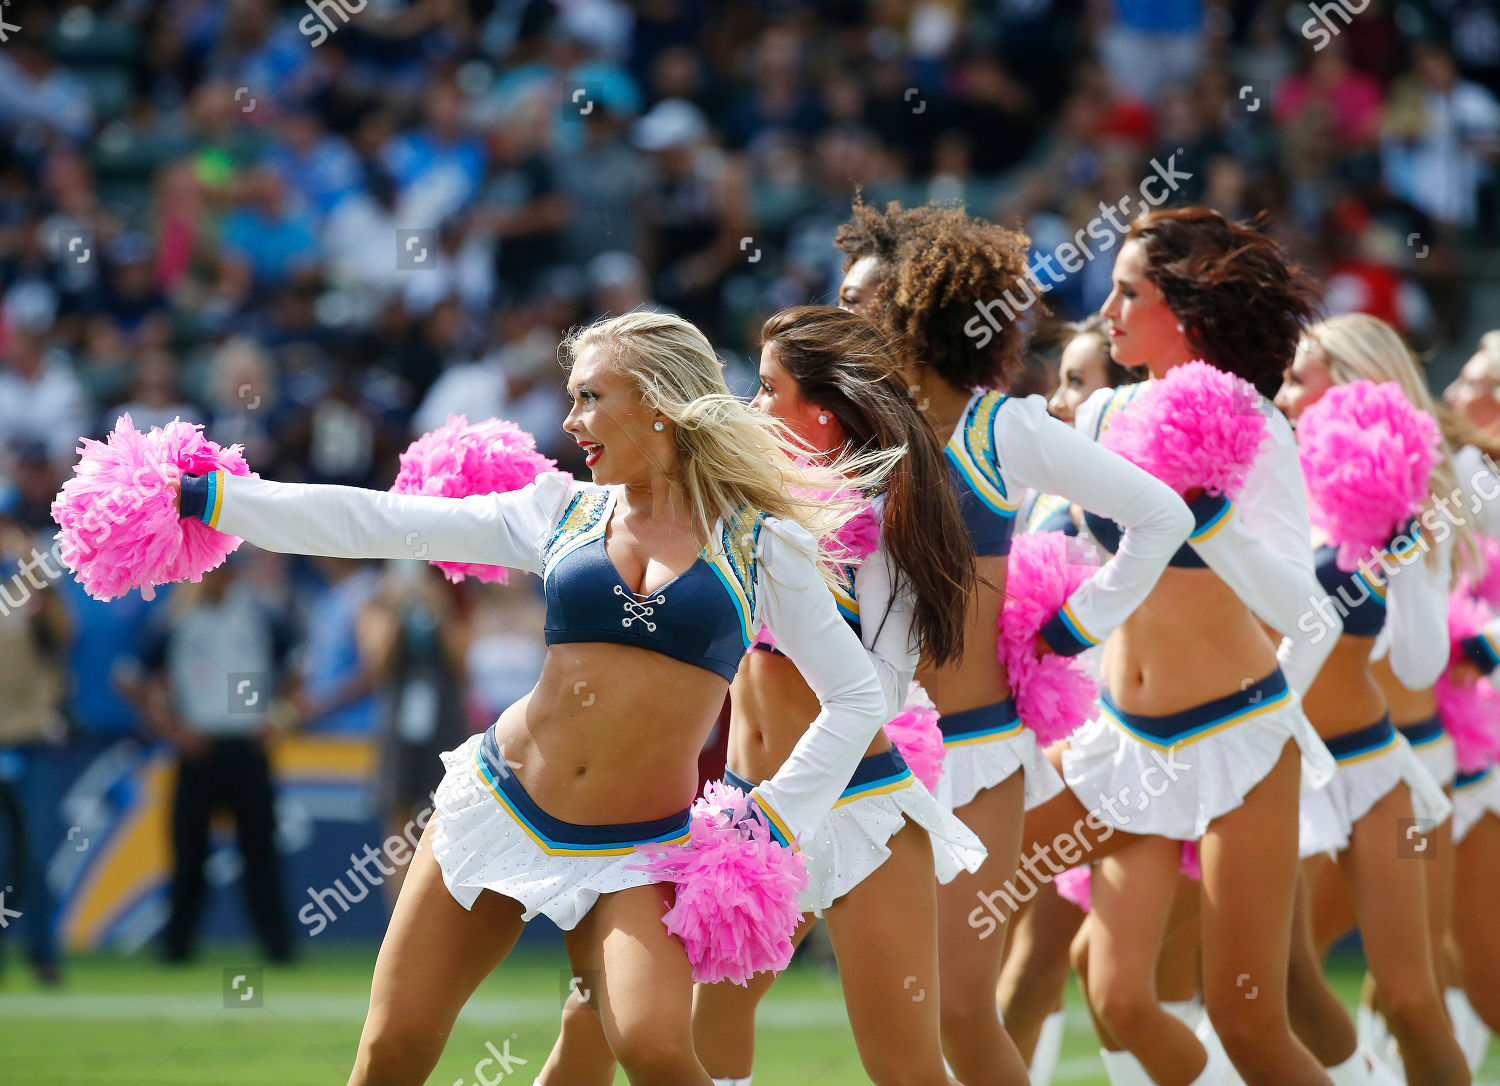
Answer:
576;881;699;1057
1087;835;1182;1002
1303;851;1354;958
1340;784;1438;994
824;821;946;1067
360;822;527;1054
1198;741;1301;1017
939;769;1025;979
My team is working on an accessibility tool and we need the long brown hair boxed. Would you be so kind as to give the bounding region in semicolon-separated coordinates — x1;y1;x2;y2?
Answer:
760;305;975;665
1127;207;1320;400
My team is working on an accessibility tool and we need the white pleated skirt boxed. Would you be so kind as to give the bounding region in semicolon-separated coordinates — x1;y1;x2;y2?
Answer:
931;698;1067;812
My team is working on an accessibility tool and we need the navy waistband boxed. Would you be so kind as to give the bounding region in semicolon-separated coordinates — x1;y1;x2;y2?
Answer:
725;746;911;799
1455;765;1493;789
1323;717;1397;763
1099;670;1290;747
475;729;690;849
937;698;1022;742
1397;717;1445;748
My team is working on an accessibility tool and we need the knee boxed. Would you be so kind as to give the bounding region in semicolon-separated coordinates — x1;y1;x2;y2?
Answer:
354;1018;446;1085
939;984;1001;1038
1089;977;1157;1041
1380;985;1444;1038
864;1062;949;1086
1204;992;1282;1065
610;1028;699;1084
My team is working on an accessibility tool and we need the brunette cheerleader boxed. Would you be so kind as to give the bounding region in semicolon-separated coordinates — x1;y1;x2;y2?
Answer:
1274;315;1469;1086
835;200;1194;1085
1008;207;1347;1086
537;305;986;1086
167;312;899;1086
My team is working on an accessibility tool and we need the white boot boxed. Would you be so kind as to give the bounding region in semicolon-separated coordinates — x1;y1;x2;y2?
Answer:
711;1078;752;1086
1445;986;1492;1072
1100;1048;1152;1086
1028;1009;1065;1085
1325;1048;1372;1086
1164;997;1204;1032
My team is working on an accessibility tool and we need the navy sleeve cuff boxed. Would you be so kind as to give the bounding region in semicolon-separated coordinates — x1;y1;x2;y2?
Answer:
179;472;212;523
1185;491;1232;541
1384;517;1423;559
1038;609;1095;657
1461;633;1500;675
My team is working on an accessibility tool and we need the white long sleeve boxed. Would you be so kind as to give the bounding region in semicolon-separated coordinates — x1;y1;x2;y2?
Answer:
1379;529;1452;690
746;516;890;846
1452;444;1500;540
202;469;580;574
998;393;1192;655
849;503;920;720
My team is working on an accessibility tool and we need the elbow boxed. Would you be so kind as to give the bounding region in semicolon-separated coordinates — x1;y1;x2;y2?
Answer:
1392;652;1447;692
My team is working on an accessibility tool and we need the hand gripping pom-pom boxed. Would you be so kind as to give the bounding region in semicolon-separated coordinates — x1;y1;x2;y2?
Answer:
390;414;557;583
1437;590;1500;773
882;681;945;790
629;783;809;986
51;414;253;601
1099;361;1268;498
1295;381;1440;572
998;533;1100;745
629;781;809;986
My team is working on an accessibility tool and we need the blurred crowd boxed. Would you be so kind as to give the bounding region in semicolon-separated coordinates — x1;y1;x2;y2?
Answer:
1;0;1499;975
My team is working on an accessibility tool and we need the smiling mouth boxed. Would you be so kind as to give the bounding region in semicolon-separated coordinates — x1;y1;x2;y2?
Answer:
579;441;602;466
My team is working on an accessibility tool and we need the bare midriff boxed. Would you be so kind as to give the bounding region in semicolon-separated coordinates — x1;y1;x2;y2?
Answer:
728;649;891;785
1098;566;1280;716
1371;654;1438;728
489;642;730;825
914;554;1011;714
1301;636;1388;740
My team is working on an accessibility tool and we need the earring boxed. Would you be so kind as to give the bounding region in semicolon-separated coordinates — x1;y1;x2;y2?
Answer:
1176;323;1185;333
817;413;829;425
653;420;664;432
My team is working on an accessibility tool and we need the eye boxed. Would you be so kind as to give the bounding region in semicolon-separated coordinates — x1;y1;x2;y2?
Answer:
576;389;596;403
759;379;772;395
1068;375;1082;388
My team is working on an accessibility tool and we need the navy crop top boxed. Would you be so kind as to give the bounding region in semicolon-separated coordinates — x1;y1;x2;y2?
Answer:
945;391;1019;556
1314;543;1388;638
538;489;756;682
1083;492;1234;568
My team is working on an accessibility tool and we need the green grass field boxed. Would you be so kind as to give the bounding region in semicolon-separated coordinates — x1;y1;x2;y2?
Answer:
0;946;1495;1084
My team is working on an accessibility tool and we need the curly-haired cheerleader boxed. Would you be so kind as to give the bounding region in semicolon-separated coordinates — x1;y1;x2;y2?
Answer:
835;199;1194;1085
1009;207;1347;1086
170;312;898;1086
537;305;986;1086
1277;314;1473;1086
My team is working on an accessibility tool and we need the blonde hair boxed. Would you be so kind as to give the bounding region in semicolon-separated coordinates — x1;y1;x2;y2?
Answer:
1302;313;1477;575
561;311;901;584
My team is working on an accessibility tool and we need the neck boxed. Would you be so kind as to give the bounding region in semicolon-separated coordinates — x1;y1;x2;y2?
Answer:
915;376;975;442
1146;338;1200;379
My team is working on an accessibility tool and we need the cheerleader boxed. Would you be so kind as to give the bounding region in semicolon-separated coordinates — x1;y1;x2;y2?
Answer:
1274;314;1470;1086
1009;207;1346;1086
538;305;985;1086
834;200;1194;1085
170;312;895;1086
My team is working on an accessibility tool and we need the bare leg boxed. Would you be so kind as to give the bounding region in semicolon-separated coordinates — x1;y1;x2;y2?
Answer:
823;820;961;1085
996;881;1082;1062
690;916;817;1079
348;824;527;1086
573;882;713;1086
1453;812;1500;1033
1287;868;1361;1067
936;769;1031;1085
1156;874;1202;1006
1199;742;1331;1086
1342;784;1470;1085
1086;835;1205;1083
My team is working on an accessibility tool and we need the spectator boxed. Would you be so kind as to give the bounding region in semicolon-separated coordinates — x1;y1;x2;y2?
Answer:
112;348;204;433
218;168;321;291
0;316;87;467
126;560;295;964
381;82;486;228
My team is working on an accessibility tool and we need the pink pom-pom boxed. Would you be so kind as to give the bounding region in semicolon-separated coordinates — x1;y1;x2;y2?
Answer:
1099;361;1267;498
52;414;253;601
1179;840;1201;881
630;781;809;986
1437;590;1500;773
1296;381;1440;572
390;415;557;583
998;533;1100;745
830;499;880;565
1054;865;1091;912
883;682;945;790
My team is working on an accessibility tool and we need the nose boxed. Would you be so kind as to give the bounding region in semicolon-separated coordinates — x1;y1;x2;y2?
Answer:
1442;380;1461;407
749;388;768;414
1047;385;1067;419
1099;292;1120;322
1273;384;1292;415
562;400;581;434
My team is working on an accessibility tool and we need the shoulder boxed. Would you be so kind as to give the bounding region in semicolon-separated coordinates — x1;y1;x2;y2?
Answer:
1074;384;1140;441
